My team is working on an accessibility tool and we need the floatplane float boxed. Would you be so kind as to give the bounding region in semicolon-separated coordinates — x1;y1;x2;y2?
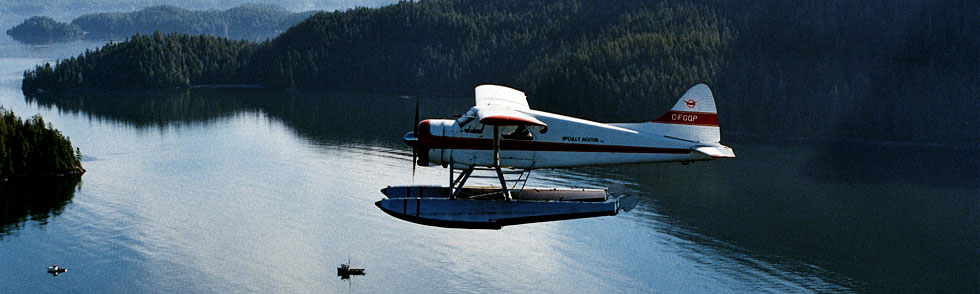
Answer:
377;84;734;229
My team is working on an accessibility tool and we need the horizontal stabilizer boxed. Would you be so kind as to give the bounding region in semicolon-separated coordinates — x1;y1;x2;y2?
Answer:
692;145;735;158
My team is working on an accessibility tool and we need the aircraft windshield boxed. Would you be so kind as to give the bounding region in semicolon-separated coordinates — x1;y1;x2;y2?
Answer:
457;108;478;127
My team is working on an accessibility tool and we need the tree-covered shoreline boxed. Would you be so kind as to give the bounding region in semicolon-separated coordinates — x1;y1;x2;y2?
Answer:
0;108;84;181
5;16;85;44
22;33;257;92
21;0;980;144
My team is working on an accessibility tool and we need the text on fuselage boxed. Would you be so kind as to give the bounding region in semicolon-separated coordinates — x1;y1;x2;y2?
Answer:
562;136;601;143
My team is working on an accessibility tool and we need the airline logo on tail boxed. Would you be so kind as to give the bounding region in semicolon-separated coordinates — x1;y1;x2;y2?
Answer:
650;84;719;127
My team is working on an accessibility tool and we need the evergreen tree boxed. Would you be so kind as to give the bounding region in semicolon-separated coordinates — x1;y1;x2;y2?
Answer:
0;108;83;178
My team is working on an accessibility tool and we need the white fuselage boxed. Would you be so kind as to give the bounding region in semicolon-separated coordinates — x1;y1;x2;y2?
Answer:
416;110;730;169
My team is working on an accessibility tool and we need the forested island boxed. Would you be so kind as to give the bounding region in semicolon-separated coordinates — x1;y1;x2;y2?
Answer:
0;0;395;17
6;4;315;43
21;0;980;144
0;109;84;181
4;16;85;44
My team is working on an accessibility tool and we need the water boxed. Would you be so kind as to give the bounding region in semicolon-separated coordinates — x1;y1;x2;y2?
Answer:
1;35;978;294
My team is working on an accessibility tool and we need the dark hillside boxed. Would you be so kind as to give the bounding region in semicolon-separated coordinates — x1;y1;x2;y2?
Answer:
249;0;730;115
714;0;980;142
21;32;256;92
22;0;980;144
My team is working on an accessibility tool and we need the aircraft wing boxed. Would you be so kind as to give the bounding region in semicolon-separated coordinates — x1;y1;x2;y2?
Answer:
475;106;546;126
474;85;546;126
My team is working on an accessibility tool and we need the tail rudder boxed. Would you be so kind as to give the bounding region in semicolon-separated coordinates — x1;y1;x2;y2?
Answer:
650;84;721;143
664;84;717;115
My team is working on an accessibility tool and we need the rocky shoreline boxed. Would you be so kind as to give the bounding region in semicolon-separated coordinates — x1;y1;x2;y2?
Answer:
0;168;85;183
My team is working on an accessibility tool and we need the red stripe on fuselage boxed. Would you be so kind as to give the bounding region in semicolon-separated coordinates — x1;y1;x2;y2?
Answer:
652;111;719;126
416;121;688;154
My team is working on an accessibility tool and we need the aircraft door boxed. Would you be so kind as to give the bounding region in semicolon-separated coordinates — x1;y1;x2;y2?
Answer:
499;125;536;169
443;121;536;169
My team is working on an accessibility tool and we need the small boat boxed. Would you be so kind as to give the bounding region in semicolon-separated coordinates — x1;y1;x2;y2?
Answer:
47;265;67;275
337;258;364;276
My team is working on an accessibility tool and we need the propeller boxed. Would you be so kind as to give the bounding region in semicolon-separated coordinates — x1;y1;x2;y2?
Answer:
401;95;420;181
412;96;419;179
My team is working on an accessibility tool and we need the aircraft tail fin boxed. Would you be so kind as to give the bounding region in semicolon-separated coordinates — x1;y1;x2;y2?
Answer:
649;84;721;143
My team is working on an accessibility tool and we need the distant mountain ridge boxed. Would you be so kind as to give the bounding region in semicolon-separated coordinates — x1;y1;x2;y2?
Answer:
4;16;85;44
0;0;397;19
72;4;316;40
5;4;317;43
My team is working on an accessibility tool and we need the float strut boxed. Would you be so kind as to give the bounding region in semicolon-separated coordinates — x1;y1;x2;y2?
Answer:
493;126;511;200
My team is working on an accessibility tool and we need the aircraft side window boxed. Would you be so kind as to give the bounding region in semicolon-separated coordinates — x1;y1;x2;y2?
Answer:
457;116;475;127
460;118;484;134
503;125;533;140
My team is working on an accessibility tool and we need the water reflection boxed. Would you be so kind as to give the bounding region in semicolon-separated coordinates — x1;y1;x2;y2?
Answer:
19;88;980;292
0;177;81;239
27;89;261;128
582;143;979;293
805;140;980;189
26;88;471;148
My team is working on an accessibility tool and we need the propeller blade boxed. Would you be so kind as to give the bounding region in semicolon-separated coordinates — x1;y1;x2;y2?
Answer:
412;96;419;180
413;96;420;134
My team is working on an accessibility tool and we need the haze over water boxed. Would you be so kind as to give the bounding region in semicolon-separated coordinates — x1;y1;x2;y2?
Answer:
1;29;977;293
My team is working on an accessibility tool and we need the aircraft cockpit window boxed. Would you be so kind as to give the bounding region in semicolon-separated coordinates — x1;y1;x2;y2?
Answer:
503;125;533;140
457;115;475;127
457;108;478;127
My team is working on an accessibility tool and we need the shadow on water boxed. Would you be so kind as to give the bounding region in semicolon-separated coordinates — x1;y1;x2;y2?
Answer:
25;88;472;148
0;177;81;239
590;143;979;293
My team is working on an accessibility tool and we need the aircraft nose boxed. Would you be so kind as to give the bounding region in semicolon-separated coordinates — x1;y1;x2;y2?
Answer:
403;131;418;147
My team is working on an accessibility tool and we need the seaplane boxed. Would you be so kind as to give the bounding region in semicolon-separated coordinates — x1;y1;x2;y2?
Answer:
376;84;734;229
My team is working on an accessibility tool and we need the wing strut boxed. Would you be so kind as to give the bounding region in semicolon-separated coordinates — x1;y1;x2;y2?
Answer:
445;126;513;200
493;126;511;200
448;156;475;200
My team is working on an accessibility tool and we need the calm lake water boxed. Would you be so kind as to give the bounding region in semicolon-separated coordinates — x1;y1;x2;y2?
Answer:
1;34;978;293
